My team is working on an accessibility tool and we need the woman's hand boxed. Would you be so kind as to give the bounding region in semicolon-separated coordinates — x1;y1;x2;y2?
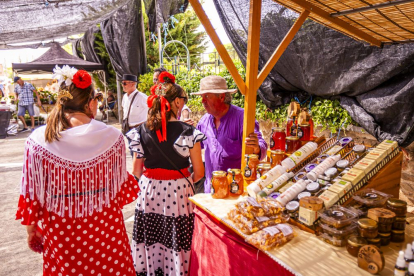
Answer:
26;225;43;254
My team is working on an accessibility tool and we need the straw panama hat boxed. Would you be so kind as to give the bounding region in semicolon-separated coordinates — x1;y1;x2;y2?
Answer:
192;75;237;95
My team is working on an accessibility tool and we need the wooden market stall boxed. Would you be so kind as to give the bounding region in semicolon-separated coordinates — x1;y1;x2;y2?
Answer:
187;0;413;275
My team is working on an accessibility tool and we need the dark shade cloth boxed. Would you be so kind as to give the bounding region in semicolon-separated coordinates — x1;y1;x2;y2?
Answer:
190;207;295;276
143;0;189;32
12;43;104;74
212;0;414;147
123;74;138;82
72;27;110;85
0;0;130;45
100;0;147;79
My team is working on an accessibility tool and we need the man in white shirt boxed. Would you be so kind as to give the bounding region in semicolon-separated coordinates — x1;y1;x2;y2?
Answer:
121;74;148;130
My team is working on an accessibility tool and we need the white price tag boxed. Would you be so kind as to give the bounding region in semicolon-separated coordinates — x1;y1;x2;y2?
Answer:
263;226;280;235
256;216;270;222
246;197;261;207
276;224;293;236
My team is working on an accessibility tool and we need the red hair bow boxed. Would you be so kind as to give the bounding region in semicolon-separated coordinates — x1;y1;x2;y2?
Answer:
147;85;170;142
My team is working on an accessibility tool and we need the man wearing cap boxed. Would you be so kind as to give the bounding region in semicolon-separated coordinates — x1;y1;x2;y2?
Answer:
195;75;268;193
121;74;149;131
14;76;41;132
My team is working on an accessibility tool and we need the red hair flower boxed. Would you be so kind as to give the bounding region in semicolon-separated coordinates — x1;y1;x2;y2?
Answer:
72;70;92;89
150;84;158;95
158;71;175;84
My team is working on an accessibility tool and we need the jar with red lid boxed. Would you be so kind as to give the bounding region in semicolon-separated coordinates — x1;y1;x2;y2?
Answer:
270;127;286;151
286;136;301;154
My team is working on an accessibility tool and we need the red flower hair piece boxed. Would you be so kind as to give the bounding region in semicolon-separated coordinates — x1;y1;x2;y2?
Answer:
158;71;175;84
72;70;92;89
150;84;158;95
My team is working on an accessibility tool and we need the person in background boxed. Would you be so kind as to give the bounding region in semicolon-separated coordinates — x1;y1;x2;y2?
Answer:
121;74;148;130
14;76;41;132
126;71;205;275
16;66;139;276
194;75;268;193
100;90;116;120
153;67;193;125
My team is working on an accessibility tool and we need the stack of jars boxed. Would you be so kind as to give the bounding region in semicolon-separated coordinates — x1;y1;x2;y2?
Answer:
386;198;407;243
211;169;244;199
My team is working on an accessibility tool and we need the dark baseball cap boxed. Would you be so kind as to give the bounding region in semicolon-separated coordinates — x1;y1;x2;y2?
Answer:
13;76;21;82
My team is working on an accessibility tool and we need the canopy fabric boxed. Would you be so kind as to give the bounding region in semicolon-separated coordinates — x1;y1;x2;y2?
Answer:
213;0;414;147
101;0;147;78
12;42;104;74
270;0;414;45
144;0;189;32
0;0;130;46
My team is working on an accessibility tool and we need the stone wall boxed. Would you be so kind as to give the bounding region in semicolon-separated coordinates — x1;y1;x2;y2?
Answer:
191;110;414;209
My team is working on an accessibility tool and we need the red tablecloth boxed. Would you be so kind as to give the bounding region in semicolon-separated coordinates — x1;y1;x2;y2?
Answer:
190;206;295;276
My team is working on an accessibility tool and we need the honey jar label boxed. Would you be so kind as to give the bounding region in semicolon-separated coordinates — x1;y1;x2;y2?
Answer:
290;125;303;138
270;138;275;148
230;182;239;194
244;168;252;177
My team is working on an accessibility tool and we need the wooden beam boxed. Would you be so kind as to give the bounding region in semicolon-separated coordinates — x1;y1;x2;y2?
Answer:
255;10;309;91
189;0;246;95
331;0;414;17
276;0;382;47
241;0;262;171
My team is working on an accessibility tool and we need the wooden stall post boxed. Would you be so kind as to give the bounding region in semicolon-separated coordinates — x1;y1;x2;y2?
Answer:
241;0;263;169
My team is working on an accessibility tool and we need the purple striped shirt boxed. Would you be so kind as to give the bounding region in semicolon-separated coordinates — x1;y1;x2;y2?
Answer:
196;105;268;193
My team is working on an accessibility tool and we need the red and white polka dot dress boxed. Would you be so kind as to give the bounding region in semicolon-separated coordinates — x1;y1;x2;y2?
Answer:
17;173;139;276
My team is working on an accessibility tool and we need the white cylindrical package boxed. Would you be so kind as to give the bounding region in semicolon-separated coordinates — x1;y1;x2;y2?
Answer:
281;142;318;170
306;154;341;181
256;172;294;198
246;165;286;197
276;179;309;206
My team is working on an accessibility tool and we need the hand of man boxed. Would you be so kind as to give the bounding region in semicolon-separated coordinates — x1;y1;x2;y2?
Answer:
27;225;43;254
245;132;261;155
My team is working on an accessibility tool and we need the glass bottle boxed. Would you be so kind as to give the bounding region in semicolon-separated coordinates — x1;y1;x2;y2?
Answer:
227;169;243;196
270;150;286;167
244;154;259;182
211;170;229;199
285;136;301;154
270;127;286;151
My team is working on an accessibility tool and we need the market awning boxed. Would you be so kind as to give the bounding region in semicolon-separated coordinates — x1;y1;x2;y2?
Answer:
12;42;104;74
271;0;414;46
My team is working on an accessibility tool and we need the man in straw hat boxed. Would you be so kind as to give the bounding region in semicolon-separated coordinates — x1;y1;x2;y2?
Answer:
194;75;267;193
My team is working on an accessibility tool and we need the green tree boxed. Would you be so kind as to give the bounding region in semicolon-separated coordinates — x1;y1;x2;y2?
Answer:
144;7;208;68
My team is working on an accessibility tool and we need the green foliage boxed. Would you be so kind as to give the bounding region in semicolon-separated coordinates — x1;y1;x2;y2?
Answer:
310;97;353;133
144;7;208;67
38;90;56;104
137;61;354;133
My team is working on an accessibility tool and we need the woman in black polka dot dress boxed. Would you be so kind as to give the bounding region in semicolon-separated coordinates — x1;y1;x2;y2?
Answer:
126;72;205;276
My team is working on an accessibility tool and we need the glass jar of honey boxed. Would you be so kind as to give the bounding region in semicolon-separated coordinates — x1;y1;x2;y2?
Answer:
227;169;243;196
386;198;407;217
257;163;271;177
211;170;229;199
244;154;260;182
357;218;378;239
270;127;286;151
286;117;294;136
286;136;301;154
347;236;368;257
299;123;311;142
270;150;286;167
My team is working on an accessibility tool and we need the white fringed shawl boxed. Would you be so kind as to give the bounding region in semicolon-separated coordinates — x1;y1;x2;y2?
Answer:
20;120;128;218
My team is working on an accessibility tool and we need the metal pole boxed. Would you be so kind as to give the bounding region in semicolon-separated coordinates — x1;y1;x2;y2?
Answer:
158;23;162;66
116;74;122;124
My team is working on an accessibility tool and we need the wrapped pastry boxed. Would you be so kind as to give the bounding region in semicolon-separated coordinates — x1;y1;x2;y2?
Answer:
245;224;295;251
236;197;267;219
